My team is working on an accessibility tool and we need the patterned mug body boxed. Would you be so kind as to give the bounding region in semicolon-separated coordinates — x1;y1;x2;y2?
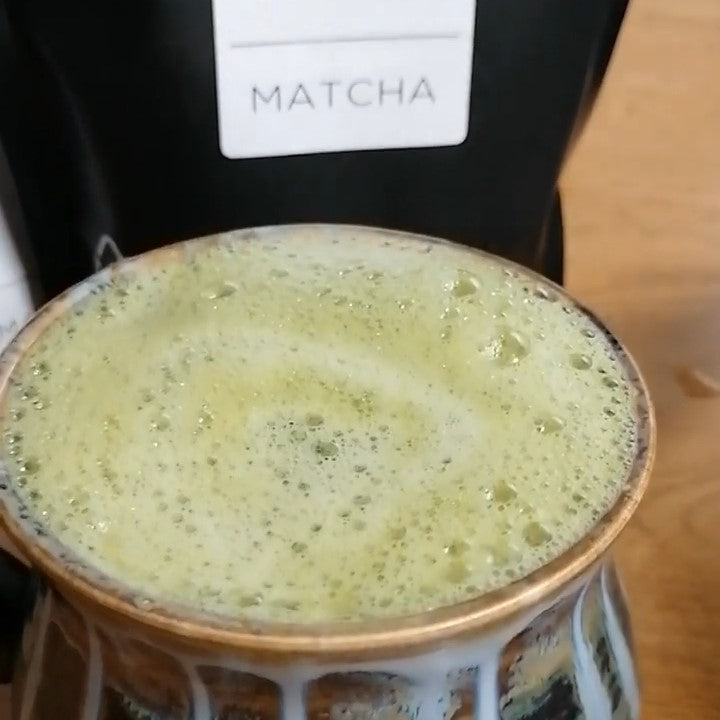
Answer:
12;561;637;720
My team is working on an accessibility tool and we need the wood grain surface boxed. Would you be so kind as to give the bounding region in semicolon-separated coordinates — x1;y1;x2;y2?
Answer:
562;0;720;716
2;0;719;716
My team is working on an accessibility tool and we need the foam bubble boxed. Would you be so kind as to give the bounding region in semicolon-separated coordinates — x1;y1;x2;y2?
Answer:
0;226;638;623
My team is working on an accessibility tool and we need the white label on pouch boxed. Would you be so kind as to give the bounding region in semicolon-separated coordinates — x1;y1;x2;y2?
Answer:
211;0;476;159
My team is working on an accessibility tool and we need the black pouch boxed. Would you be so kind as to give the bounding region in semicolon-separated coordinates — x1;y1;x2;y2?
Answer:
0;0;628;299
0;0;629;686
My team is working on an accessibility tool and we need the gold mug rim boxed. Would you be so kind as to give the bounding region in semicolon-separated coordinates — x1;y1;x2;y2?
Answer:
0;223;655;661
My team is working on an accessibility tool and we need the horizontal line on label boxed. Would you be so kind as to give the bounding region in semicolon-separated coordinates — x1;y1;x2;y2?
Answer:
230;33;461;49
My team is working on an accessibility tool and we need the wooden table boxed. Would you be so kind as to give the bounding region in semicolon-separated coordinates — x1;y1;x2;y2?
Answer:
2;0;719;717
562;0;720;715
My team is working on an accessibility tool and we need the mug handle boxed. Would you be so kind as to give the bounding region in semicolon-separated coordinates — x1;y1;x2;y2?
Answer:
0;546;36;684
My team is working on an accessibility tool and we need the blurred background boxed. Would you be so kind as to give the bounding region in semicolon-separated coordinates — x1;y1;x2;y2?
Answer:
562;0;720;716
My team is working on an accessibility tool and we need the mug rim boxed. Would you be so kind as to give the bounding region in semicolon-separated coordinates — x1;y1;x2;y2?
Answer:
0;223;655;661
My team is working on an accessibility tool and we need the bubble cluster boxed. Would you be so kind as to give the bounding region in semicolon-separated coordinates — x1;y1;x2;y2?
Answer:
0;226;639;623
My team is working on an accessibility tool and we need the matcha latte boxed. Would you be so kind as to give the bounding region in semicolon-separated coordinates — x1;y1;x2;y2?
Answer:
0;226;637;623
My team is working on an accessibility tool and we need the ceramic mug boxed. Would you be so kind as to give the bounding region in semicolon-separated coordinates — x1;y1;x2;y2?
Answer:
0;227;655;720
